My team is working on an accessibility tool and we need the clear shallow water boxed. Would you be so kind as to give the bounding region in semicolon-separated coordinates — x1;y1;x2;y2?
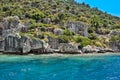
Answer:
0;54;120;80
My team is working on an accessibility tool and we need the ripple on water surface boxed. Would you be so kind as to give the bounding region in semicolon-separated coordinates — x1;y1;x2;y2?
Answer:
0;54;120;80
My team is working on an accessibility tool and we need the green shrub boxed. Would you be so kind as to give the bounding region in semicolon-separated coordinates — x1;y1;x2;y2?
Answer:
97;28;110;34
80;39;91;47
88;27;95;33
90;15;101;31
40;27;45;32
88;33;98;40
110;36;120;42
2;6;10;11
74;36;91;47
31;10;45;21
58;35;70;43
63;29;74;36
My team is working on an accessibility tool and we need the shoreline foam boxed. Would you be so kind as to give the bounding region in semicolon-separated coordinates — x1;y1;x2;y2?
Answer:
0;52;120;57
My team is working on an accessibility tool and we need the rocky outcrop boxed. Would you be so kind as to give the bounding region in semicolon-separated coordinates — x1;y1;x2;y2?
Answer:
48;37;59;49
0;16;48;54
2;16;28;37
109;41;120;52
82;45;99;53
53;28;63;35
3;34;31;54
3;34;46;54
0;41;4;52
97;48;114;53
109;31;120;52
65;21;88;37
82;45;114;53
30;39;45;53
59;43;82;54
0;23;3;35
2;16;20;29
19;36;31;54
4;34;20;53
0;16;118;54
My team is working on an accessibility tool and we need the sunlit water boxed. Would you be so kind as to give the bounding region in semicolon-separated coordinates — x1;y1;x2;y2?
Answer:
0;54;120;80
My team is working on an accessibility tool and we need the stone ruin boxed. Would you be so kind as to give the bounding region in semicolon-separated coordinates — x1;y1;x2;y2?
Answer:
65;21;88;37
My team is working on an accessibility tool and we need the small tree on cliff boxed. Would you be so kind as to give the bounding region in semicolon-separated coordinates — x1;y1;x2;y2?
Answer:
90;15;101;33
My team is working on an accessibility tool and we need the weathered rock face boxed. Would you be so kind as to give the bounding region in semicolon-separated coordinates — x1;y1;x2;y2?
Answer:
48;37;59;49
4;34;20;53
2;16;28;37
3;34;31;54
109;31;120;52
2;16;20;29
31;39;42;49
0;39;4;52
0;23;4;51
30;39;44;53
2;33;47;54
19;36;31;54
109;41;120;52
0;23;3;35
0;15;47;54
82;45;114;53
82;45;99;53
66;21;88;37
58;43;82;53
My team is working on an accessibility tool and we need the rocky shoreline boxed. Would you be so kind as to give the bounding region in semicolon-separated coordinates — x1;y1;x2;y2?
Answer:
0;52;120;57
0;16;120;55
0;47;119;55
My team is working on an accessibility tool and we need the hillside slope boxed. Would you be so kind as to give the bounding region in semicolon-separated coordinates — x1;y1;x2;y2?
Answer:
0;0;120;53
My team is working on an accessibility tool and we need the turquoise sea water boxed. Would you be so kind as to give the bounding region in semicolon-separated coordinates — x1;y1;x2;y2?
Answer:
0;54;120;80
